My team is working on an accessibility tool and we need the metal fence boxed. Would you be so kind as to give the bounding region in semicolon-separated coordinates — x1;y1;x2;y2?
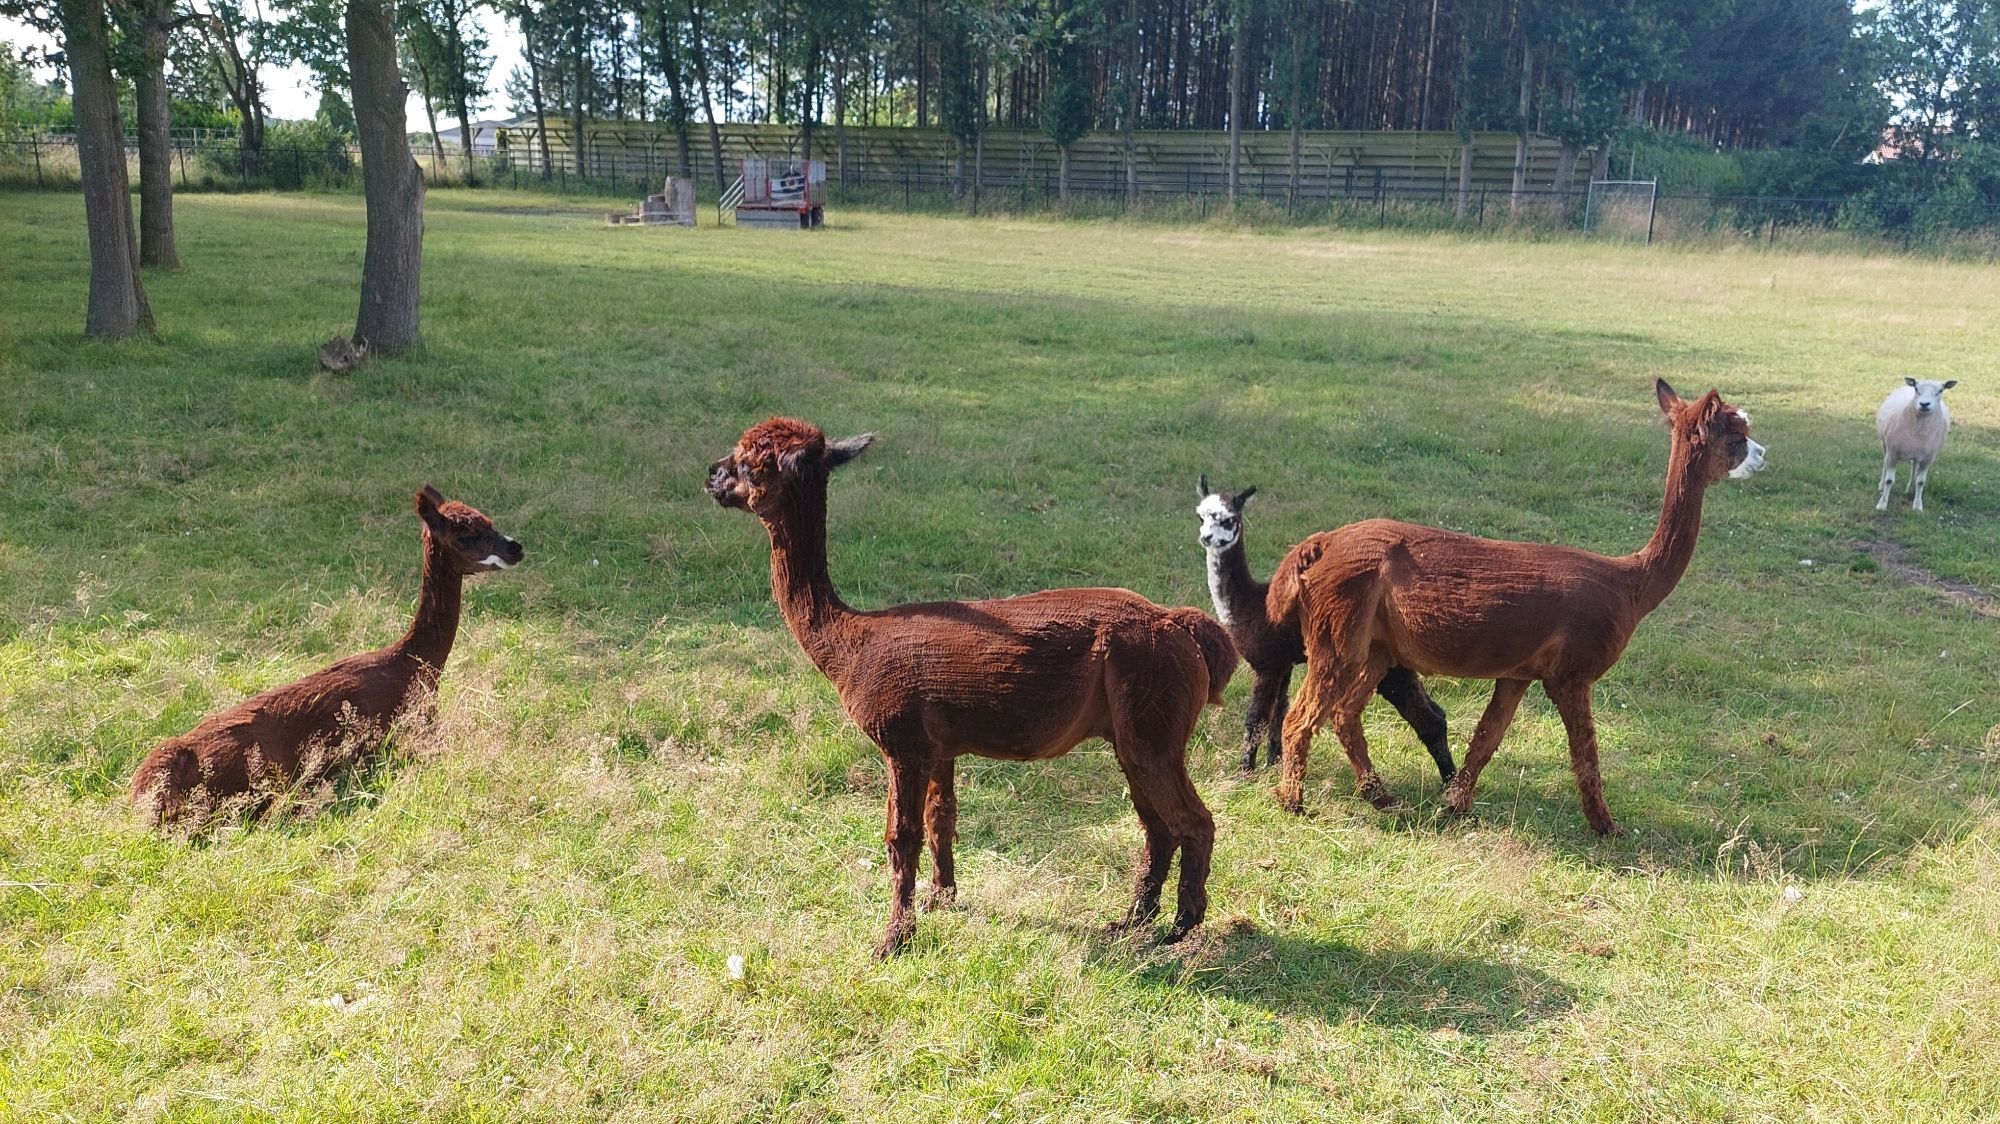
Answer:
8;130;2000;253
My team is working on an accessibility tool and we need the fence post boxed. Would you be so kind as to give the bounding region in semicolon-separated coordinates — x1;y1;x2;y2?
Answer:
32;136;43;188
176;140;187;188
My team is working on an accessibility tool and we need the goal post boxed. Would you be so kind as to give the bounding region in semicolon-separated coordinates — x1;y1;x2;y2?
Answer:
1585;179;1659;244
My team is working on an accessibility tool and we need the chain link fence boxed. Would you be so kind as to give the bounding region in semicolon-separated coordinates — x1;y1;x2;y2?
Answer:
8;129;2000;254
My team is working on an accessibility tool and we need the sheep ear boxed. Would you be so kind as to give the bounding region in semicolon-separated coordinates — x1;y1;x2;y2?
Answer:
824;433;875;470
1655;378;1684;418
1236;486;1257;509
1943;380;1958;391
1197;474;1211;499
1906;376;1919;388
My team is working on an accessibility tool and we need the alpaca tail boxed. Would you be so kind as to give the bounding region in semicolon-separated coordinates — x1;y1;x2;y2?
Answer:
130;743;201;827
1265;534;1326;635
1168;607;1239;705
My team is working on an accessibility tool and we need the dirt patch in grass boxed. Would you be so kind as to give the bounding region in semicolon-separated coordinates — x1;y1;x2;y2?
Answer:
1855;538;2000;618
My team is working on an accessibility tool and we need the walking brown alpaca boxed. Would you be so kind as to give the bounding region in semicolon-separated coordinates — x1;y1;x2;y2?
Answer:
707;418;1237;957
1274;381;1766;833
130;486;524;827
1196;476;1452;778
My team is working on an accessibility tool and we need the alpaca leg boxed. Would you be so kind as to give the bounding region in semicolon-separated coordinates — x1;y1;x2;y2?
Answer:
1240;667;1285;773
1913;458;1931;513
1329;670;1398;809
1545;680;1619;836
923;758;958;911
1443;679;1530;816
1264;666;1291;768
1877;448;1896;512
1161;775;1215;942
1112;793;1176;933
1378;666;1454;782
1275;676;1330;813
876;756;931;958
1111;731;1214;940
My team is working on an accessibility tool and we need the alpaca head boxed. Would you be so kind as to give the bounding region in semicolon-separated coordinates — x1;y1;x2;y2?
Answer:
707;417;876;519
1194;474;1256;553
1904;376;1957;416
415;485;524;573
1655;380;1766;482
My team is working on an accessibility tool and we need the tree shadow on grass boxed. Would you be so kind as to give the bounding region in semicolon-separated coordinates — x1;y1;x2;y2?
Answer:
1077;920;1575;1033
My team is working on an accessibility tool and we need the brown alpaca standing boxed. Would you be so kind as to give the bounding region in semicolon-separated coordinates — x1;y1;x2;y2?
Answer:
1196;476;1453;780
708;418;1237;957
130;487;524;827
1274;381;1766;834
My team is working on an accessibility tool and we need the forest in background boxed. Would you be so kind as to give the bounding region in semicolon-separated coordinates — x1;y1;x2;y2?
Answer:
3;1;1999;205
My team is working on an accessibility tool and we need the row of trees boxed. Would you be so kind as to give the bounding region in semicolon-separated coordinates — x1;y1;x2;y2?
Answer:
6;0;1999;339
4;0;425;346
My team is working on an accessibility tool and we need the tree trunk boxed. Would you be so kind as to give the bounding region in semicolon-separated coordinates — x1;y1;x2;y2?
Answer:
134;3;179;269
1124;0;1139;206
833;51;847;183
1510;41;1532;216
413;55;445;180
526;38;552;179
569;16;588;178
973;56;987;210
801;29;819;163
455;95;476;183
62;0;153;338
347;0;424;354
660;11;694;178
207;13;266;178
1227;0;1245;200
1456;135;1473;218
688;0;727;190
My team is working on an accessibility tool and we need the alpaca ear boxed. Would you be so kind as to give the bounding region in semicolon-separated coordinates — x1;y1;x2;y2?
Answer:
824;433;876;470
1197;474;1211;499
415;484;445;515
1655;378;1684;418
1236;486;1257;509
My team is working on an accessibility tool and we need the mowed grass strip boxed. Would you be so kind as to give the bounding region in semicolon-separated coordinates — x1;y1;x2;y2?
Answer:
2;189;1998;1120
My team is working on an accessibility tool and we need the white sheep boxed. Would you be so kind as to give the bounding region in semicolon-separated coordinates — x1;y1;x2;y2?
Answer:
1876;377;1957;513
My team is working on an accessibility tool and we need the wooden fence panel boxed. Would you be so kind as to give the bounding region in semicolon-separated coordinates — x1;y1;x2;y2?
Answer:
497;121;1594;199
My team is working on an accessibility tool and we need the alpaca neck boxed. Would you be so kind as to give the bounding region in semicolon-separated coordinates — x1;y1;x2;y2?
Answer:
763;485;858;679
1206;541;1267;634
1630;439;1711;616
396;532;463;672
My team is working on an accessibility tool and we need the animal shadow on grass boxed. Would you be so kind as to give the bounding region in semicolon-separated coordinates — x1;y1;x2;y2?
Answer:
1087;920;1574;1033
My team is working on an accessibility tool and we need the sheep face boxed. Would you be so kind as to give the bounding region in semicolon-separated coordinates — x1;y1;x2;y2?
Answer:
1904;377;1957;417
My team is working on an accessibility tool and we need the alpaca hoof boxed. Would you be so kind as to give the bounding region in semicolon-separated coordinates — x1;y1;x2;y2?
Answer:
1593;820;1625;838
1274;785;1305;814
1162;920;1201;944
1358;779;1402;811
922;885;957;912
873;922;915;959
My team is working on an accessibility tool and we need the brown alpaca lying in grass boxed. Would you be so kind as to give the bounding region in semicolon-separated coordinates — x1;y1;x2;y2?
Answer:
708;418;1237;957
1275;381;1766;834
130;486;523;828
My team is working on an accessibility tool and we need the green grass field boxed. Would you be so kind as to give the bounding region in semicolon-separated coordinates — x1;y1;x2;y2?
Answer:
3;189;1999;1121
